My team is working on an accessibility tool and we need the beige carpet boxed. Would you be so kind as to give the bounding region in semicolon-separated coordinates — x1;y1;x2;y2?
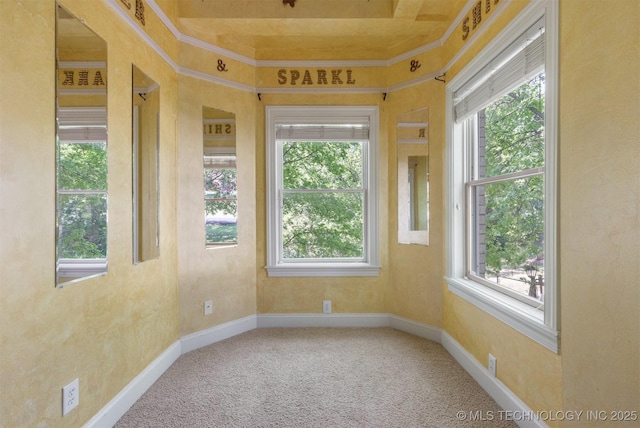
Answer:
115;328;517;427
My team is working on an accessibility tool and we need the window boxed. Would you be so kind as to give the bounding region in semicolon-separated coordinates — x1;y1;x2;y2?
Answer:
204;147;237;245
56;107;108;280
446;2;558;351
266;106;379;277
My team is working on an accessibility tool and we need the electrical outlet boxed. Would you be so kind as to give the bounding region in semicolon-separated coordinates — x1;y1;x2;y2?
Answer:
204;300;213;315
488;354;497;377
323;300;332;314
62;378;79;416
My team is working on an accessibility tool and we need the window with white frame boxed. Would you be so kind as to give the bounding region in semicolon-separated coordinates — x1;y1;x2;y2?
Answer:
266;106;379;277
446;2;558;352
56;107;108;280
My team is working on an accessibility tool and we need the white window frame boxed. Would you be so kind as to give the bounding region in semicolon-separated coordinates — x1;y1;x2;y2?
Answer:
265;106;380;277
56;107;108;281
445;1;559;352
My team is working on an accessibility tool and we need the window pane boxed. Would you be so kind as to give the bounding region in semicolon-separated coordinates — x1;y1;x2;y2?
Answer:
481;73;545;178
282;141;363;190
205;200;237;243
282;192;363;259
57;142;107;190
57;194;107;258
470;176;544;300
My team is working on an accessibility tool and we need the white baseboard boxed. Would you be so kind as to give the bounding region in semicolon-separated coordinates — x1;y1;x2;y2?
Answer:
84;341;181;428
88;314;541;428
256;313;391;328
441;331;547;428
180;314;257;354
389;314;442;343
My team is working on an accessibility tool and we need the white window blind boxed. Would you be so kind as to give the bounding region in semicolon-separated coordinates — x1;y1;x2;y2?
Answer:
454;17;545;122
204;147;236;169
276;124;369;141
57;107;107;142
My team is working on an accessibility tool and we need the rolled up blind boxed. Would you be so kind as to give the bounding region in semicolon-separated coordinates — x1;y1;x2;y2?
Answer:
276;124;369;141
454;17;545;122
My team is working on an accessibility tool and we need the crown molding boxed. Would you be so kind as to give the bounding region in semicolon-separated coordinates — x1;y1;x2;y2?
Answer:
104;0;513;94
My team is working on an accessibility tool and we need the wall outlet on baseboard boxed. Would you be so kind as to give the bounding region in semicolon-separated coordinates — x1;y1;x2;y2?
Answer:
323;300;332;314
62;378;79;416
488;354;497;377
204;300;213;315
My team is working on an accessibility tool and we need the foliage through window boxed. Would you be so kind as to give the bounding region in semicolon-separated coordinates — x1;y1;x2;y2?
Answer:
266;106;379;277
282;141;364;258
446;4;558;351
466;74;545;306
204;148;237;245
56;107;108;281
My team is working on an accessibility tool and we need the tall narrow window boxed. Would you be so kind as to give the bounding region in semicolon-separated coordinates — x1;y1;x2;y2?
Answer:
266;106;379;277
446;2;558;352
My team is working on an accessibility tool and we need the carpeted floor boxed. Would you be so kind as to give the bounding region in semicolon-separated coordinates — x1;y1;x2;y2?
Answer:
115;328;517;427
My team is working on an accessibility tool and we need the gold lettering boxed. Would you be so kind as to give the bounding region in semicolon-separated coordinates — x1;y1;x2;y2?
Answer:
135;0;145;25
277;69;287;84
331;69;343;85
472;1;482;29
302;70;313;85
78;70;89;86
346;70;356;85
93;71;105;86
317;69;328;85
290;70;300;85
62;70;74;85
462;17;470;41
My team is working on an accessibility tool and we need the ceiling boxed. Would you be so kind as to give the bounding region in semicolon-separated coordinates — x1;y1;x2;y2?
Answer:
172;0;469;60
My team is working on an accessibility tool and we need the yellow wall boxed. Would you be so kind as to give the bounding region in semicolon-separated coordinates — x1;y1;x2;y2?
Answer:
255;92;391;315
0;0;180;426
1;0;639;426
558;0;639;422
177;74;258;336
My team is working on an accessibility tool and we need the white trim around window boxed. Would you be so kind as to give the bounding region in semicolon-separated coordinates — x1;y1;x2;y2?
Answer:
445;0;559;353
265;106;380;277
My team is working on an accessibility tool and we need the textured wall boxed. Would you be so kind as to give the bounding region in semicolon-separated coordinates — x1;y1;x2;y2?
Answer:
177;74;258;336
2;0;638;426
0;0;180;426
254;92;390;315
559;0;640;423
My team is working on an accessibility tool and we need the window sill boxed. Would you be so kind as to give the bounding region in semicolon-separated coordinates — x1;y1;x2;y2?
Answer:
56;258;108;285
266;262;380;277
446;276;559;353
206;243;238;250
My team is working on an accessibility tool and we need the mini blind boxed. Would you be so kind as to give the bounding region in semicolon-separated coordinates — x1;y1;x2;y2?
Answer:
454;17;545;122
57;107;107;142
204;147;236;169
276;123;369;141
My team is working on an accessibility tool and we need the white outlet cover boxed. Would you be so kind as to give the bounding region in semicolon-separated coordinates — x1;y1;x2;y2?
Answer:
204;300;213;315
488;354;497;377
323;300;332;314
62;378;79;416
